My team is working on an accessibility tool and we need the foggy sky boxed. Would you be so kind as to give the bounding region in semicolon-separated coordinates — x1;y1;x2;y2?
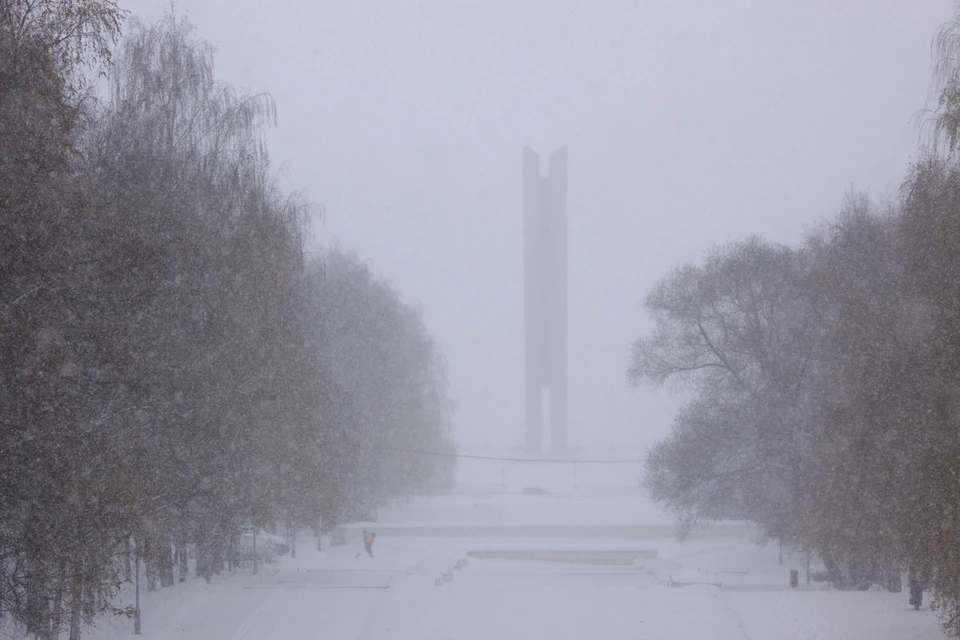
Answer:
125;0;952;451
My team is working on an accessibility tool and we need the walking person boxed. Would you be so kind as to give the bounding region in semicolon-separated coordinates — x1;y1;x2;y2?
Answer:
362;529;376;557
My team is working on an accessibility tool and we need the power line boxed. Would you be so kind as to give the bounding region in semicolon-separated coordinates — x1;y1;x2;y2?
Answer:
446;451;646;464
353;443;645;464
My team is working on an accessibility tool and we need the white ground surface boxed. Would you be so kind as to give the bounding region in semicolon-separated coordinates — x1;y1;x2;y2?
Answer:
80;488;948;640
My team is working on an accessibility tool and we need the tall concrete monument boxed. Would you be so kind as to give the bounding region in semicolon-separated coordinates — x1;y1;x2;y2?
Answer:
523;147;568;455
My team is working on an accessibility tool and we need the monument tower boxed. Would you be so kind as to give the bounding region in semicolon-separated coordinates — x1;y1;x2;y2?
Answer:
522;147;568;455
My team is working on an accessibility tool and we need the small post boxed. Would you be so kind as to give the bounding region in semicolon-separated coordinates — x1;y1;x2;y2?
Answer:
134;540;141;635
252;528;258;575
790;570;799;588
805;554;811;585
779;539;783;566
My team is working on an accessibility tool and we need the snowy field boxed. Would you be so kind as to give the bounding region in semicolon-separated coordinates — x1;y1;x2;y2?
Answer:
80;487;947;640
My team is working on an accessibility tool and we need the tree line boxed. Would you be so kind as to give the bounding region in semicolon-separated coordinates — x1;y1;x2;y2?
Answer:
629;8;960;637
0;2;454;638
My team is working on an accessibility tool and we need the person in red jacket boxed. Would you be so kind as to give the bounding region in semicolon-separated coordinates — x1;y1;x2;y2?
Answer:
362;530;376;557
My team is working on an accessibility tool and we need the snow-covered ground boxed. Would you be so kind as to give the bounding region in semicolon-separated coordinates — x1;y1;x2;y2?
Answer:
81;487;948;640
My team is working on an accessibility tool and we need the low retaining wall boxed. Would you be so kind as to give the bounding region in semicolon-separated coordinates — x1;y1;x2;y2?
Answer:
331;522;757;543
466;549;657;565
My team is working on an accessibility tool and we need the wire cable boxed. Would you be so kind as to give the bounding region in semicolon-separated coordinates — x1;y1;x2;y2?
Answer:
352;442;645;464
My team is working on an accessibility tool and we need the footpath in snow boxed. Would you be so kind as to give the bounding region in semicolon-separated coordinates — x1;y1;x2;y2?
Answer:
80;488;948;640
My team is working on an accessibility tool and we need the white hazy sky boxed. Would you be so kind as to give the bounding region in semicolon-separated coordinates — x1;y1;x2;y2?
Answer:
126;0;953;451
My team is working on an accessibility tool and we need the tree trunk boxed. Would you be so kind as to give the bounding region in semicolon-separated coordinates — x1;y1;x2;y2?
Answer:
823;554;843;585
68;567;83;640
50;561;66;640
81;570;96;621
40;596;54;640
134;549;141;635
195;542;205;581
212;538;223;576
124;539;132;583
909;570;923;610
25;585;40;637
229;534;237;571
196;539;211;584
146;541;157;592
177;540;188;582
25;554;47;639
159;540;173;588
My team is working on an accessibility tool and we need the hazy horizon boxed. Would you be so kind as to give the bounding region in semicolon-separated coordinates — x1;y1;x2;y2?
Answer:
127;0;953;451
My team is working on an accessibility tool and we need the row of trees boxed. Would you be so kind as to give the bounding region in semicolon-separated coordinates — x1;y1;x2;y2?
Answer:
0;2;454;638
629;9;960;637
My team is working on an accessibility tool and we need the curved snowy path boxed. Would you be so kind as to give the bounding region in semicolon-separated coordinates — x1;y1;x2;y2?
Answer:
364;559;743;640
84;486;948;640
88;535;949;640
